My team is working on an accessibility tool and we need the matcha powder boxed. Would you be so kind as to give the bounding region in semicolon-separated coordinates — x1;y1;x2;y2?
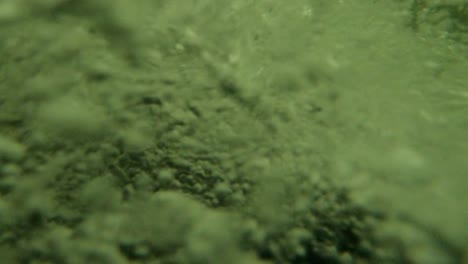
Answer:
0;1;467;263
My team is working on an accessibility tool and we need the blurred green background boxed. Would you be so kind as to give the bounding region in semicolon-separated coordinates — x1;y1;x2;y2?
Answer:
0;0;467;263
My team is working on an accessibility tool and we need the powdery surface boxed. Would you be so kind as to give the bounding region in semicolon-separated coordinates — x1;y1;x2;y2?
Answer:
0;1;467;263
